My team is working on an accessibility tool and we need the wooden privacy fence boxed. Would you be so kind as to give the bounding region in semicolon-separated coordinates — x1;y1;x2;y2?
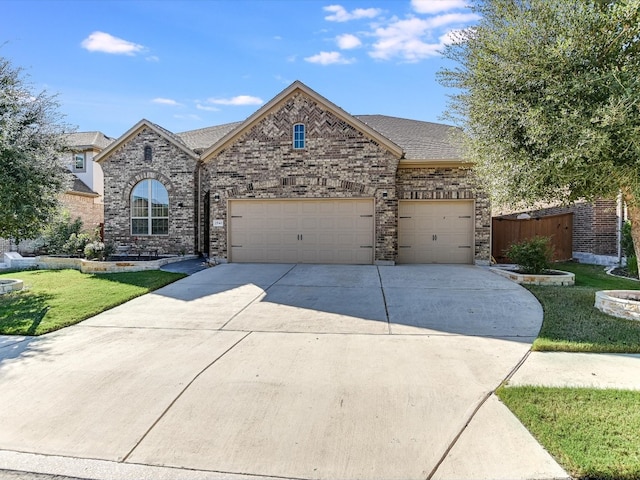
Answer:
492;213;573;263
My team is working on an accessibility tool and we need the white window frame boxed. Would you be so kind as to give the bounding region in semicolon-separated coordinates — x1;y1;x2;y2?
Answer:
130;179;169;236
73;152;86;172
293;123;305;149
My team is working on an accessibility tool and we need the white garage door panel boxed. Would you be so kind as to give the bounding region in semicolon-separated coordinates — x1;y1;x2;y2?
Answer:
229;199;374;264
398;201;474;264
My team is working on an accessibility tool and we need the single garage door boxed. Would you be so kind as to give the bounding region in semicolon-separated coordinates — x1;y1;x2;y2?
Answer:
398;200;474;264
229;199;374;264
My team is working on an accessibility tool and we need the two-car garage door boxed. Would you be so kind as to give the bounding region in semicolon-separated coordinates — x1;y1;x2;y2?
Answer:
229;199;374;264
228;199;474;264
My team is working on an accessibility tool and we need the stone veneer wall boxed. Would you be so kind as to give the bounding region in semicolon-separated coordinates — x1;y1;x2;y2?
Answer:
201;91;400;263
101;127;197;254
396;166;491;265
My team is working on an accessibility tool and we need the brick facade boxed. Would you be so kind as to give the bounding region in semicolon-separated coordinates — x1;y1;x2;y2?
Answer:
100;127;197;255
99;85;491;264
396;167;491;264
201;91;400;262
60;192;104;232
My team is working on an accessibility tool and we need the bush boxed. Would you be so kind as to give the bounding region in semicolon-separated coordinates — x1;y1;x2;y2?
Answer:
506;236;554;274
41;212;83;254
628;255;639;278
63;232;92;256
622;221;635;258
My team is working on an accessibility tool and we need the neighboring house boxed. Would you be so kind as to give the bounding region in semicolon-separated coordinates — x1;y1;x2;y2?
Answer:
0;132;113;257
62;131;114;230
493;198;625;265
95;81;491;265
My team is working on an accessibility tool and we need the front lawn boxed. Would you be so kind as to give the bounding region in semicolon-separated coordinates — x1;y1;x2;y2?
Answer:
0;269;185;335
497;386;640;480
528;262;640;353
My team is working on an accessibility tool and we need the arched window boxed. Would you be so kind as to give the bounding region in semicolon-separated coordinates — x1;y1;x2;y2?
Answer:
131;179;169;235
293;123;305;149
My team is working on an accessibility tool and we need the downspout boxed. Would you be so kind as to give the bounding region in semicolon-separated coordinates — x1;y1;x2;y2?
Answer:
617;191;623;265
197;162;202;254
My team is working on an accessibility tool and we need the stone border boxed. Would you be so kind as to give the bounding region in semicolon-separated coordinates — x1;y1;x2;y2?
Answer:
37;255;198;274
490;266;575;286
595;290;640;321
0;278;24;294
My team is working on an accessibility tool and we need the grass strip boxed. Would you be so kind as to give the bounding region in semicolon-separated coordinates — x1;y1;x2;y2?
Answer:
0;269;186;335
497;386;640;480
528;262;640;353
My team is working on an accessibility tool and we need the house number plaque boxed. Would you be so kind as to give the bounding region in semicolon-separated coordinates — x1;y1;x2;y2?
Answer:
213;219;224;227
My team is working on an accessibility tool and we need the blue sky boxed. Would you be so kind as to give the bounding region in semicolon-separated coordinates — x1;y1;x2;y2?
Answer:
3;0;478;137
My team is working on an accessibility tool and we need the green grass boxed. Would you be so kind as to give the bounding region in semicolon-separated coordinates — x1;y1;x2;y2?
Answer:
0;269;186;335
528;262;640;353
497;386;640;480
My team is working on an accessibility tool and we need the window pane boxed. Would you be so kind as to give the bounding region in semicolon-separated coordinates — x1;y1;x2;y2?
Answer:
152;218;168;235
132;219;148;235
74;154;85;169
131;179;169;235
132;197;148;218
294;124;305;149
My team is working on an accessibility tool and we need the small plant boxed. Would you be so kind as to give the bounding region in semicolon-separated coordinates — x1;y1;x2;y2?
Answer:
40;212;83;254
84;241;106;260
628;254;639;278
63;232;92;256
622;221;635;258
506;236;554;274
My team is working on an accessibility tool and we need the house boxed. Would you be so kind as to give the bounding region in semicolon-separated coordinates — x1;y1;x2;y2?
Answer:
62;131;114;230
0;132;113;257
95;81;491;265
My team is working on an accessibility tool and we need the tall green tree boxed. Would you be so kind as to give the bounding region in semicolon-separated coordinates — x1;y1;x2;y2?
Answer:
439;0;640;267
0;55;71;242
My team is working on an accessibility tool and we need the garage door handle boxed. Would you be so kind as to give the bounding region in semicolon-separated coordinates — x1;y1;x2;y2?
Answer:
432;234;438;241
399;216;411;219
459;245;471;248
360;245;373;248
399;246;410;249
360;215;373;218
459;215;471;218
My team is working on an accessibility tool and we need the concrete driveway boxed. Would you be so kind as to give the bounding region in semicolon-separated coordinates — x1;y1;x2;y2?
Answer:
0;264;568;480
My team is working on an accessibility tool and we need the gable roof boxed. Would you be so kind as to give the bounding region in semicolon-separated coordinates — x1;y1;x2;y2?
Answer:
356;115;461;161
94;119;198;163
65;131;114;151
199;80;404;161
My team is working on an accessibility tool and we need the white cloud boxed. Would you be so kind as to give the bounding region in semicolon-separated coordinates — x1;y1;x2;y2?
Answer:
152;98;180;106
324;5;381;22
81;31;145;55
369;13;478;61
196;103;220;112
336;33;362;49
411;0;468;14
174;114;201;120
146;55;160;62
207;95;264;106
304;51;354;65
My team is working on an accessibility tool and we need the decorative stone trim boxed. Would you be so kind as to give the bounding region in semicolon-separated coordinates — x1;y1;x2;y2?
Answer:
0;279;23;294
595;290;640;321
490;266;575;286
37;255;198;274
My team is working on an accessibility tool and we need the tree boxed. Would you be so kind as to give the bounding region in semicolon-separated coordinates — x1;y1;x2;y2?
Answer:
0;55;72;242
439;0;640;269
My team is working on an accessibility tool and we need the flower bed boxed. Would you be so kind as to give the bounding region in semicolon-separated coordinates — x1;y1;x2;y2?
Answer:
490;266;575;286
37;255;198;273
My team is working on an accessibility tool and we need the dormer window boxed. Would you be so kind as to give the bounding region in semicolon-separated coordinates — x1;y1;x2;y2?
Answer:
144;145;153;162
73;152;86;172
293;123;305;149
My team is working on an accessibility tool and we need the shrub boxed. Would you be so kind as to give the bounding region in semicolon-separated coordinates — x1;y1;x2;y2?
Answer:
628;255;639;278
63;232;92;256
41;212;83;254
506;236;554;274
622;221;635;258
